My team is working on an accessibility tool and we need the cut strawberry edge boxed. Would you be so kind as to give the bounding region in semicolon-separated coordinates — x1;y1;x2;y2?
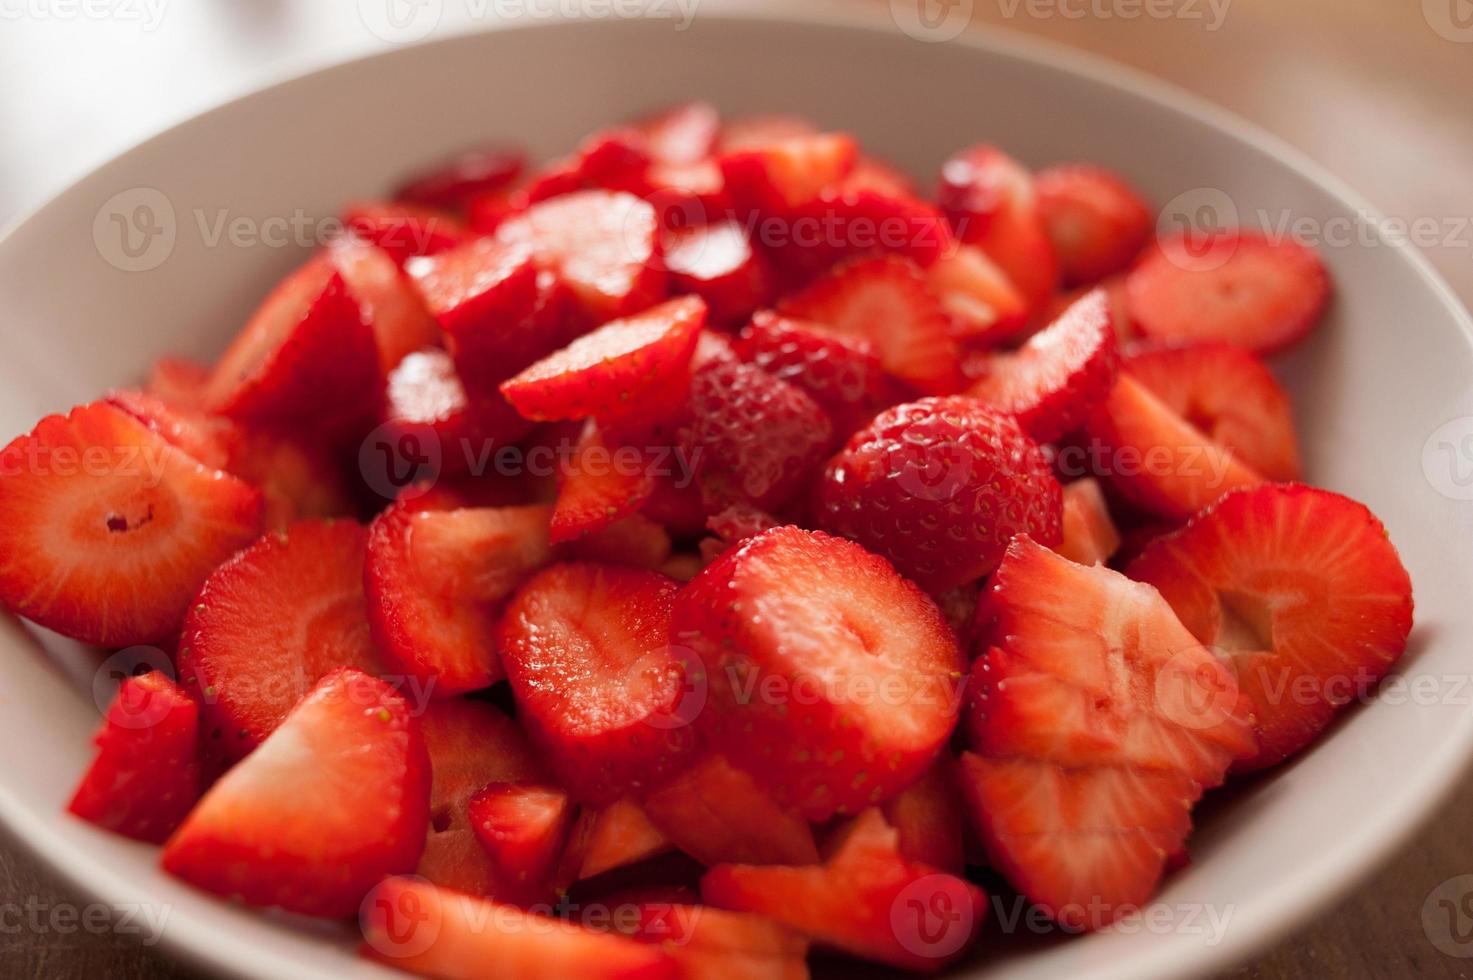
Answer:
327;234;441;373
1035;163;1153;286
579;798;673;881
1057;477;1123;567
467;781;574;898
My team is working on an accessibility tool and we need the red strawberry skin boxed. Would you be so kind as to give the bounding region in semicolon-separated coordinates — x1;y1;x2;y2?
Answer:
1034;164;1152;286
394;145;524;210
163;668;431;918
343;200;473;265
68;672;201;844
327;234;441;373
404;238;542;381
664;220;772;326
498;563;700;804
0;401;264;646
1128;483;1413;771
550;422;657;544
814;397;1063;593
672;527;965;820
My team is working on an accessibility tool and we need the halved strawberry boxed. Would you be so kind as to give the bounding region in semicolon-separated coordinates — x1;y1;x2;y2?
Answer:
642;754;819;867
495;189;667;322
1123;343;1301;481
1126;230;1330;354
360;876;678;979
702;808;984;972
498;563;700;804
417;698;545;897
163;668;430;918
327;234;440;372
579;798;673;880
1128;483;1413;771
814;397;1062;593
1057;477;1122;566
204;259;382;436
177;519;383;761
1084;372;1265;521
1034;164;1152;285
365;499;554;697
564;513;674;571
631;903;809;980
664;221;771;325
673;527;965;820
394;145;525;211
342;200;473;266
880;760;966;874
938;145;1059;318
550;422;658;544
965;288;1119;442
500;296;706;424
68;672;200;844
924;243;1030;346
962;537;1256;927
719;132;858;214
468;782;575;898
0;401;263;646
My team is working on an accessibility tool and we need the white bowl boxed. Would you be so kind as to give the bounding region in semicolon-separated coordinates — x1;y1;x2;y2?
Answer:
2;8;1472;979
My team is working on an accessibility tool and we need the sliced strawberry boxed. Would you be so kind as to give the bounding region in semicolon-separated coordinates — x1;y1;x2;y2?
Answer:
964;287;1119;442
938;145;1059;318
1084;372;1265;521
631;903;809;980
636;102;721;165
717;115;815;153
1124;343;1301;481
0;402;263;646
736;311;901;441
1126;230;1330;354
495;189;667;322
342;200;472;266
360;876;678;978
551;422;658;544
501;296;706;424
664;220;772;325
417;698;545;897
1035;164;1152;285
177;519;383;761
204;259;382;436
365;499;553;697
779;255;960;395
702;808;984;972
468;782;574;898
224;429;352;529
814;397;1062;593
327;234;440;372
1058;477;1122;566
564;513;674;571
642;754;819;867
880;760;966;874
962;537;1256;926
145;356;211;411
924;243;1030;346
641;474;711;537
705;503;780;551
67;672;200;843
1127;483;1414;771
719;132;858;214
498;563;700;804
163;668;430;917
1047;273;1135;344
394;145;525;211
580;798;673;880
105;387;234;471
769;185;956;284
674;527;965;820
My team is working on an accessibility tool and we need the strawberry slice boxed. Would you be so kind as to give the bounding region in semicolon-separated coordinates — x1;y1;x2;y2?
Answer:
177;519;383;761
1123;343;1301;481
768;185;956;284
814;397;1063;593
880;760;966;874
342;200;472;266
924;243;1030;346
1127;483;1414;771
701;808;984;972
579;798;673;880
719;132;858;214
468;782;575;898
1126;230;1330;354
0;401;263;646
205;259;382;435
962;537;1256;927
104;387;234;471
664;220;772;325
360;876;678;979
1057;477;1122;566
1034;164;1152;285
965;288;1120;442
563;513;674;571
365;499;554;698
673;527;965;820
495;189;667;322
417;699;545;898
1084;372;1265;521
498;563;700;804
631;903;809;980
67;672;200;843
163;668;430;918
394;145;524;211
550;422;658;544
642;754;819;867
938;144;1059;318
779;255;960;395
327;235;440;372
636;102;721;165
500;296;706;424
717;115;815;153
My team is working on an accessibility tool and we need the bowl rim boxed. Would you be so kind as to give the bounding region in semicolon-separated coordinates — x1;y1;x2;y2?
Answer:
2;6;1471;979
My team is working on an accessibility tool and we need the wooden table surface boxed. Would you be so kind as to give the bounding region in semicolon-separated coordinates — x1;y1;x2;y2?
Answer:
1;1;1471;977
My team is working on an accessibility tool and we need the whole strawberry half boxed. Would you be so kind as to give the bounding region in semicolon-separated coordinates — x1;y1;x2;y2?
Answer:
814;396;1063;593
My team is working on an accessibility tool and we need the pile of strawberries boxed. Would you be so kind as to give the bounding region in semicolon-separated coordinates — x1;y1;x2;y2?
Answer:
0;102;1414;977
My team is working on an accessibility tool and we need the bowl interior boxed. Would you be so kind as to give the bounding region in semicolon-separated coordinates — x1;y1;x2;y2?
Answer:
1;12;1471;980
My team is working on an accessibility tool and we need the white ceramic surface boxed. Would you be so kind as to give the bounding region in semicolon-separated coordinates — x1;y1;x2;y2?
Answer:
1;8;1471;979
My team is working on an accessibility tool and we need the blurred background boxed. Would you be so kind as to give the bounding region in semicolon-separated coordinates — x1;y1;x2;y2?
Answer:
1;0;1470;976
